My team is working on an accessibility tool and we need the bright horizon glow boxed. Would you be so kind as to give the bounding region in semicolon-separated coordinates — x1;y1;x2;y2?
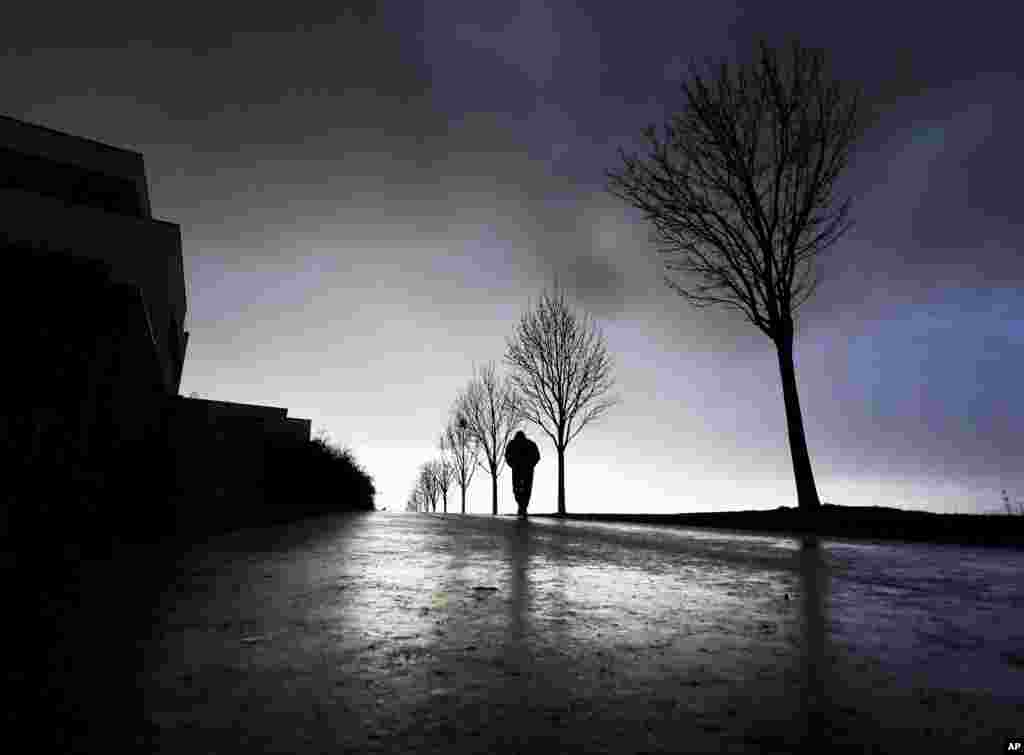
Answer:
181;277;1023;519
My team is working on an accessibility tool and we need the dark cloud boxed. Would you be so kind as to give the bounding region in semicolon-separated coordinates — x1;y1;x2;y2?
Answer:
4;0;1023;510
3;4;431;146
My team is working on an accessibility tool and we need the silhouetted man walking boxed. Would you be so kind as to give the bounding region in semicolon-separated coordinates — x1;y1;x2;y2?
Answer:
504;430;540;517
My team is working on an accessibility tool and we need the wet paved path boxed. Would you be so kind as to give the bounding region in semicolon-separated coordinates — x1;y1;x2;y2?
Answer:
139;512;1024;753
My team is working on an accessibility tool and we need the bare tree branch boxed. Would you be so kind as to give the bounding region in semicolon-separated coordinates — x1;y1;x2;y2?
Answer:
442;413;479;513
607;39;862;343
431;454;453;512
410;461;441;513
504;286;620;514
607;40;864;512
455;362;521;515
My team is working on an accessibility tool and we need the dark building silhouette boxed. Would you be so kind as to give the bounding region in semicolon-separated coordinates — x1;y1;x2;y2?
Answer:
1;114;311;541
166;397;312;533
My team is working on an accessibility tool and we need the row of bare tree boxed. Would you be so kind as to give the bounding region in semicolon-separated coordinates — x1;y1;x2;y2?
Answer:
414;39;870;515
406;288;620;516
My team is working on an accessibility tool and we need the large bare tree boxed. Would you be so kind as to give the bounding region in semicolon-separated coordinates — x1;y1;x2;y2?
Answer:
504;287;619;516
442;414;479;514
606;40;862;511
456;362;521;515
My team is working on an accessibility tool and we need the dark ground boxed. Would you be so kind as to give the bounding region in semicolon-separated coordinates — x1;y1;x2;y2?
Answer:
9;507;1024;753
531;504;1024;549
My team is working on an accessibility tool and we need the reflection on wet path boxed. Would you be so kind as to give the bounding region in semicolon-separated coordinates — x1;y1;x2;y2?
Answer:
798;536;828;748
143;513;1024;752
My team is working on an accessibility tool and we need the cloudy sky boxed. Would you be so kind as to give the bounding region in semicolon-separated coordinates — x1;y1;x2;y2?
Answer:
6;1;1021;515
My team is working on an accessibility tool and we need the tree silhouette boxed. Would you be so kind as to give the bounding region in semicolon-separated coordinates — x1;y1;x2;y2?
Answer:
1002;489;1024;516
606;40;863;511
266;436;376;518
407;475;424;512
442;413;479;514
456;362;521;515
415;461;440;512
433;455;454;513
504;286;619;516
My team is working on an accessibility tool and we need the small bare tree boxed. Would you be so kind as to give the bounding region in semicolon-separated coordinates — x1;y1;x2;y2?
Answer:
442;414;479;514
417;462;440;512
504;286;619;516
406;476;428;512
1002;489;1024;516
456;362;521;515
606;40;863;511
433;455;453;513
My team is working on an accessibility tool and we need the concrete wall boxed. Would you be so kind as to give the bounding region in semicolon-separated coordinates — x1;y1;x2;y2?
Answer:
1;115;318;542
0;188;187;393
164;396;311;533
0;114;151;217
0;114;184;394
4;250;172;540
283;418;313;445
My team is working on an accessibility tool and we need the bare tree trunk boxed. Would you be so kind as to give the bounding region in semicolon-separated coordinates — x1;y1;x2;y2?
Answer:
442;491;447;514
491;470;498;516
460;486;466;514
776;331;821;511
557;447;566;516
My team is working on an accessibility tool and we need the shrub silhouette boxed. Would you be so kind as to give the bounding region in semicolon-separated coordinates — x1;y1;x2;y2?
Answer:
265;436;376;518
